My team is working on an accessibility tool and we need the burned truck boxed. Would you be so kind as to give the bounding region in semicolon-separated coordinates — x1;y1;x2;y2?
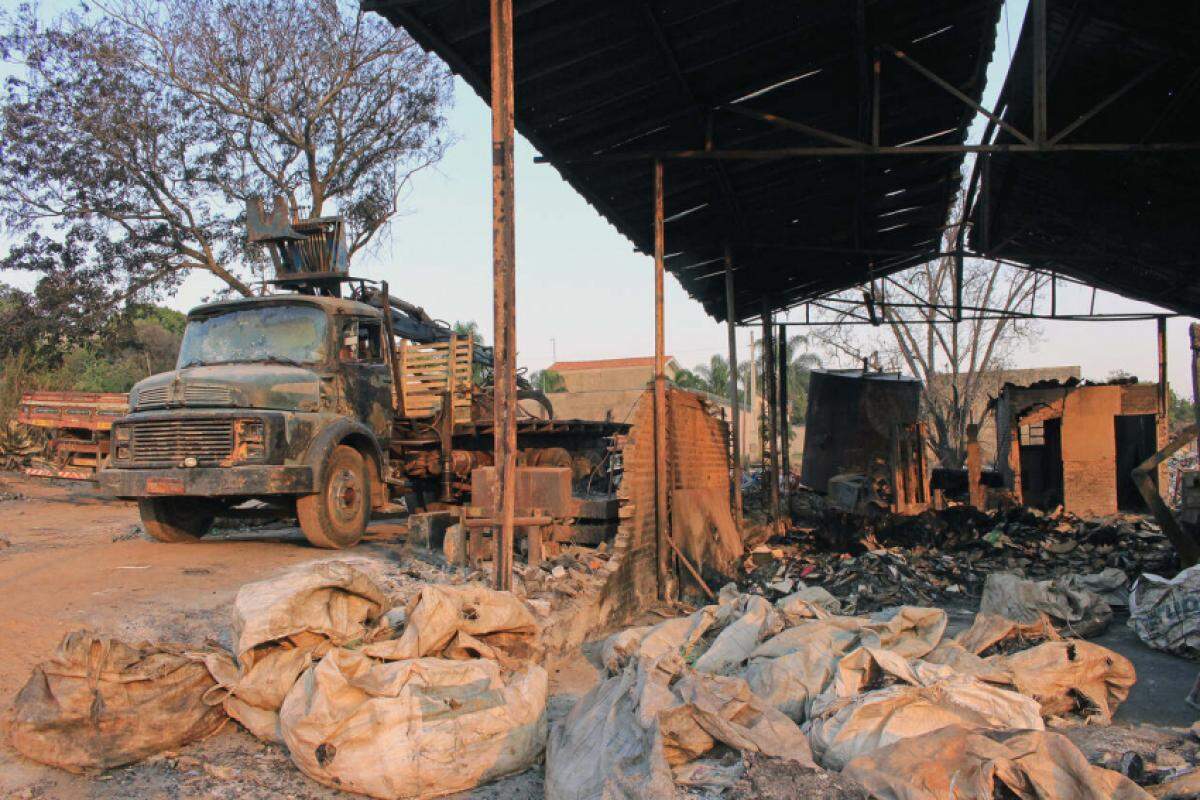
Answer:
99;200;624;548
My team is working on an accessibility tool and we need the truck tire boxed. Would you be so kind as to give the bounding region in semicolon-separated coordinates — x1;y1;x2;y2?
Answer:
297;444;369;549
138;498;215;543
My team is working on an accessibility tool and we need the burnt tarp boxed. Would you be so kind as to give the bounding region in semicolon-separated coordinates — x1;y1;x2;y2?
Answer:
801;369;921;493
368;0;1002;322
970;2;1200;316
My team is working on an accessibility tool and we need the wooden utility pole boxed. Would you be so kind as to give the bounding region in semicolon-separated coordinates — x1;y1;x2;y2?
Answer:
490;0;516;591
724;245;743;524
653;160;670;600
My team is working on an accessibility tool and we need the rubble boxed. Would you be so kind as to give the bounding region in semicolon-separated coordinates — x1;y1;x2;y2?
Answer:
747;500;1176;614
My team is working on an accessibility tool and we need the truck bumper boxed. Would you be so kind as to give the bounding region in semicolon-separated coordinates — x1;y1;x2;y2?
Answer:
99;465;314;499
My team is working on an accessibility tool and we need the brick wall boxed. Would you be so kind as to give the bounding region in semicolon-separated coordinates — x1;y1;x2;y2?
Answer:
599;387;741;625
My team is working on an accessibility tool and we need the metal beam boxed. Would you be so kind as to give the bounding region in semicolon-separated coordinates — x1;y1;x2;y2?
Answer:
490;0;517;592
883;44;1036;147
534;141;1200;164
717;105;869;150
777;323;790;495
1049;60;1164;146
1032;0;1048;145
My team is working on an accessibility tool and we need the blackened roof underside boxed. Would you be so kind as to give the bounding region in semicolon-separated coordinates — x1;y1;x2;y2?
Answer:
970;1;1200;316
371;0;1003;323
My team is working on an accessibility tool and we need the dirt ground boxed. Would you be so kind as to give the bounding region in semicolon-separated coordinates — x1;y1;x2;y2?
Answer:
0;472;599;800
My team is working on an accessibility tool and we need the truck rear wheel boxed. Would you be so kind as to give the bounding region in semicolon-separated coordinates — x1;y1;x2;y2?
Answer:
297;444;369;549
138;498;215;543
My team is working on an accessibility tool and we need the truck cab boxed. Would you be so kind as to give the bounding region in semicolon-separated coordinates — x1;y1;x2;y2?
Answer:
101;294;395;548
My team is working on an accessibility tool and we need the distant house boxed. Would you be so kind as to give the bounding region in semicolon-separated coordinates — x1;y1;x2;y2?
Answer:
928;366;1082;462
544;356;767;463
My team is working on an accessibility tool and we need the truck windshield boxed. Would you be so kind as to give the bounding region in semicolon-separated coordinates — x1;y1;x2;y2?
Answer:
178;305;328;367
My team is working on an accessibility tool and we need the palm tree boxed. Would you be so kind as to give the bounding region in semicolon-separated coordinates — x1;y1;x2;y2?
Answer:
694;354;731;396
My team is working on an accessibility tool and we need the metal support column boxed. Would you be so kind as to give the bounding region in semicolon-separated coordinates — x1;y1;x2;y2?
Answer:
1192;323;1200;456
1032;0;1048;146
1158;316;1169;416
653;160;670;600
490;0;517;591
762;302;780;522
777;323;790;489
723;245;743;524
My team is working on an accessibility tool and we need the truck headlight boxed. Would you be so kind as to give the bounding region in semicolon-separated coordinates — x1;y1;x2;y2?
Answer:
235;418;266;460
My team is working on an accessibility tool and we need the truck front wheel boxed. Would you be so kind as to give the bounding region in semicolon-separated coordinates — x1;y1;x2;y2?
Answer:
297;444;369;549
138;498;215;543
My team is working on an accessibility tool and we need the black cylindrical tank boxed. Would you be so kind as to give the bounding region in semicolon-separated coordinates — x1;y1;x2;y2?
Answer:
800;369;922;492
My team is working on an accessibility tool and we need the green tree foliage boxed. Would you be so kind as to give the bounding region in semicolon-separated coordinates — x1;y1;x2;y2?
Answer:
1169;388;1197;432
529;369;566;393
0;0;452;303
0;304;185;417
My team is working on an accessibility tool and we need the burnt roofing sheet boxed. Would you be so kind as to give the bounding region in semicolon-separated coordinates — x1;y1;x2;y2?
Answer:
970;1;1200;316
370;0;1001;323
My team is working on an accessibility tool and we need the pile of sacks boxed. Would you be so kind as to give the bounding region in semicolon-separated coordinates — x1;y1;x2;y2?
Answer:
9;560;548;800
547;584;1146;800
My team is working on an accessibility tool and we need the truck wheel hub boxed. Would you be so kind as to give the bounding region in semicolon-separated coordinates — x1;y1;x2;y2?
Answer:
331;469;360;518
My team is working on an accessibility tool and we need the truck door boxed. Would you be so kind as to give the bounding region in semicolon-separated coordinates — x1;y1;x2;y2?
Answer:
338;317;394;442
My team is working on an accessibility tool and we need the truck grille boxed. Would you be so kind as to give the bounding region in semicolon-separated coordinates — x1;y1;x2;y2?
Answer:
136;386;170;409
129;419;234;465
184;384;235;406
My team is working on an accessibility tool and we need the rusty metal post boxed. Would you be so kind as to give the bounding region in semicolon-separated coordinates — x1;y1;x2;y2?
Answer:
1158;317;1169;417
762;302;780;522
490;0;517;591
749;331;760;467
1192;323;1200;456
379;281;403;415
723;245;743;524
777;323;790;490
653;160;670;600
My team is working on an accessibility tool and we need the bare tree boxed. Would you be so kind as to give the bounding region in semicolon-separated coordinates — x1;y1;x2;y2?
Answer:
809;228;1042;468
0;0;451;302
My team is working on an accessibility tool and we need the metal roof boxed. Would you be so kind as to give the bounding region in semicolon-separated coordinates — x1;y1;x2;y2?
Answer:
370;1;1002;323
969;2;1200;316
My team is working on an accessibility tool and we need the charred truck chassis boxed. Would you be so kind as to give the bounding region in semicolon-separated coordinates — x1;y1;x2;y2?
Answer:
99;203;626;549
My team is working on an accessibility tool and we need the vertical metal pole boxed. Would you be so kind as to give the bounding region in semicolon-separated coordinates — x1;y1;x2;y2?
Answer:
724;245;743;525
1032;0;1048;146
1050;272;1057;317
1158;317;1170;494
777;323;790;487
872;54;881;148
1191;323;1200;457
653;160;670;600
1158;317;1169;417
749;331;759;466
762;302;780;523
490;0;516;591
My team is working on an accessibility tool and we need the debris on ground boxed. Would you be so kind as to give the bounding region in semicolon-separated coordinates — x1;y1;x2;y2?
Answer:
9;631;226;771
1129;564;1200;660
747;500;1175;614
726;753;871;800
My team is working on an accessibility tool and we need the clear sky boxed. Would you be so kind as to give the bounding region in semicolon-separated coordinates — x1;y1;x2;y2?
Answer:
5;0;1197;392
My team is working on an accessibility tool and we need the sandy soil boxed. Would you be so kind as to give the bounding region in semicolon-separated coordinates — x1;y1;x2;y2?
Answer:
0;472;599;800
